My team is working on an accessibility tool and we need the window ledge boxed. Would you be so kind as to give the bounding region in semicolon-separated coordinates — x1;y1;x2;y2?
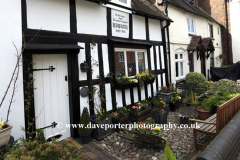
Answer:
188;33;197;36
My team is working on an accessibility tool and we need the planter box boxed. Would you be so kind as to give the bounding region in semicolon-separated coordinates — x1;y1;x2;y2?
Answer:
0;124;13;148
151;111;167;124
91;117;112;141
129;108;151;122
115;82;139;90
157;92;173;105
169;100;180;112
164;104;169;115
112;115;129;132
143;79;155;84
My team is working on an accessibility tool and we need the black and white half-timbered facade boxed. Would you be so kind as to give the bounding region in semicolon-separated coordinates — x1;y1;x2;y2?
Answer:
0;0;172;141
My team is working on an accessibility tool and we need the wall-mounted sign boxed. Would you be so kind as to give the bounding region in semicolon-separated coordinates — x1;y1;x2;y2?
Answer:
112;9;129;38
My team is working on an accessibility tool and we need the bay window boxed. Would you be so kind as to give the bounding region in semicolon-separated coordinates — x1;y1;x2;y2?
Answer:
115;49;146;78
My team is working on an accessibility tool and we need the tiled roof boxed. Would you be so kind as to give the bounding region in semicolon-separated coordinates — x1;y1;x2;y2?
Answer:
202;38;215;51
131;0;172;21
166;0;222;26
187;36;203;51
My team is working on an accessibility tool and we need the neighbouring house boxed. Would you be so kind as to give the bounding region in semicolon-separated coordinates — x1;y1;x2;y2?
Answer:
156;0;223;84
199;0;233;65
0;0;171;141
229;0;240;63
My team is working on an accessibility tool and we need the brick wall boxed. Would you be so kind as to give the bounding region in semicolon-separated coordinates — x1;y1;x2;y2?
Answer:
199;0;233;64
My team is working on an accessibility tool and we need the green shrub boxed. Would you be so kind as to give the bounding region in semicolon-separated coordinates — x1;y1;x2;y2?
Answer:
3;140;84;160
205;79;240;97
162;140;178;160
78;107;92;136
185;72;206;86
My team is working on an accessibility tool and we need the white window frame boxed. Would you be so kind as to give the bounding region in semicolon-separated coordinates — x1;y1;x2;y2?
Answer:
175;51;185;80
115;48;147;78
187;17;196;34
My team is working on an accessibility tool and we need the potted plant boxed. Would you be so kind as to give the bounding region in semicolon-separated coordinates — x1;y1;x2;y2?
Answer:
182;91;196;107
151;106;167;124
129;100;151;122
197;100;211;120
157;85;174;105
91;107;112;140
0;121;13;147
115;75;138;90
135;69;156;86
169;93;181;112
78;107;92;144
111;106;129;132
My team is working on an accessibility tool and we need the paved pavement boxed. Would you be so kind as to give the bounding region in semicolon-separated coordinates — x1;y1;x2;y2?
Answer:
74;138;119;160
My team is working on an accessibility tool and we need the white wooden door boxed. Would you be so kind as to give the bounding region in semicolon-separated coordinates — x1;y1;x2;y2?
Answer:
32;54;70;141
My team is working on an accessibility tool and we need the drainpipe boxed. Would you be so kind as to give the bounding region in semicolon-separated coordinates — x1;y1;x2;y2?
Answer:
225;0;230;64
162;21;171;86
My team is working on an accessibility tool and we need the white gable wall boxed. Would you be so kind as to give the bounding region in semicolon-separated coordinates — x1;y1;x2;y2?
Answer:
0;0;25;140
167;5;222;84
27;0;70;32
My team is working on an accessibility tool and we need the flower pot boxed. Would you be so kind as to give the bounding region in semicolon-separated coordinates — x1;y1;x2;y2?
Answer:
129;108;151;122
169;100;180;112
186;103;193;107
164;105;169;115
91;117;112;141
151;111;167;124
197;109;210;120
0;124;13;148
157;92;173;105
80;133;91;144
112;115;129;132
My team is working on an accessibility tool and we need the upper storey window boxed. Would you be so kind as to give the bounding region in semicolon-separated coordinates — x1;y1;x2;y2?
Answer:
186;0;199;8
187;17;195;34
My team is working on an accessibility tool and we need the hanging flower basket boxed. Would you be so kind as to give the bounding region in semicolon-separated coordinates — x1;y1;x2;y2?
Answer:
129;108;151;122
115;82;139;90
0;124;13;148
143;79;155;85
91;117;112;141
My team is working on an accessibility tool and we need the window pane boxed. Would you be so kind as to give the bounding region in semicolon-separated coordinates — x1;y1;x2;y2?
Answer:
180;54;183;59
127;51;136;76
137;52;145;74
175;54;178;59
115;52;125;78
180;62;183;76
176;62;179;77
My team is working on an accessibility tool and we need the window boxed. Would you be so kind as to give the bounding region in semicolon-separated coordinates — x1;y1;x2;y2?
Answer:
115;49;146;78
119;0;127;4
210;52;214;67
175;51;185;80
118;52;125;62
208;24;214;38
187;17;195;34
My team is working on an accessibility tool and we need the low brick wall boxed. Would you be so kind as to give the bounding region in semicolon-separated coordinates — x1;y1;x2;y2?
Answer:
196;111;240;160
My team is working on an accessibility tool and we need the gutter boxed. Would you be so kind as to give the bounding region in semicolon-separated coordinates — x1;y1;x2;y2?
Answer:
225;0;230;64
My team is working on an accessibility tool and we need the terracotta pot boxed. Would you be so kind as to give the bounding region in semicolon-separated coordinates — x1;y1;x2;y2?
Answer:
197;109;210;120
0;124;13;147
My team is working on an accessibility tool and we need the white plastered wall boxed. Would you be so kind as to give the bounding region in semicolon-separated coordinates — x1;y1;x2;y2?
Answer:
0;0;25;139
76;0;107;36
132;15;146;40
26;0;70;32
230;0;240;63
167;6;223;83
